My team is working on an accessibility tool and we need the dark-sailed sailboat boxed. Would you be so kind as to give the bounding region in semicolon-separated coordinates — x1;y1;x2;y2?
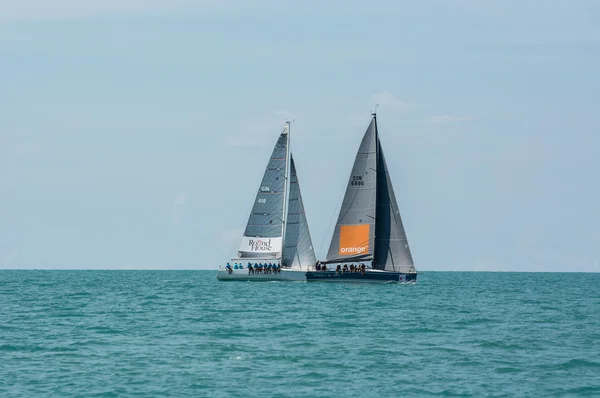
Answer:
306;112;417;283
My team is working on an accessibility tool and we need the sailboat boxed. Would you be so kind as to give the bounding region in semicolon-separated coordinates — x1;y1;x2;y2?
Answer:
216;122;317;281
305;112;417;283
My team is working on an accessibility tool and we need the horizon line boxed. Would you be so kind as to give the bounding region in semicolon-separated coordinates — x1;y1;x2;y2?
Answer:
0;269;598;273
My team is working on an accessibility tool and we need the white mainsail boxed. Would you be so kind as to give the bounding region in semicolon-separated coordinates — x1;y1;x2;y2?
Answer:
237;123;290;259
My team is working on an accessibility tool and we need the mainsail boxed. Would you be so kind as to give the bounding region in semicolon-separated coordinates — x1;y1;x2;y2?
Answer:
325;117;378;263
282;155;317;269
237;124;290;259
325;114;415;272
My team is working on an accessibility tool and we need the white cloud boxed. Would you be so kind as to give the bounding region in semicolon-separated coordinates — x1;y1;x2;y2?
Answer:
428;115;479;124
371;91;411;110
225;110;292;147
171;191;188;223
0;0;225;21
174;191;188;206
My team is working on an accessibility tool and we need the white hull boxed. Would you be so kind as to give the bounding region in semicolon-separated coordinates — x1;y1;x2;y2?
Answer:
216;268;306;281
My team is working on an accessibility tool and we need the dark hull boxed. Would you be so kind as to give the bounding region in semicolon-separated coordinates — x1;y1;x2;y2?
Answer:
305;270;417;283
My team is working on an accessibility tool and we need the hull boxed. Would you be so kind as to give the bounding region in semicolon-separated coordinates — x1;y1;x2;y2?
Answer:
216;269;306;282
216;268;417;283
306;270;417;283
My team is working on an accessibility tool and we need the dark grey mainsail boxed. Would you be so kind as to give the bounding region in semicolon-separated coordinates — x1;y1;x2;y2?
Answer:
282;156;317;269
237;124;289;259
324;114;415;272
325;118;378;263
374;138;414;272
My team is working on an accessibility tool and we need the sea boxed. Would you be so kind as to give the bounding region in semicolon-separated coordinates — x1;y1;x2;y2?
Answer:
1;271;599;397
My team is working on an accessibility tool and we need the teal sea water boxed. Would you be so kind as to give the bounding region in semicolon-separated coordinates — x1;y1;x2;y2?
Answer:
1;271;599;397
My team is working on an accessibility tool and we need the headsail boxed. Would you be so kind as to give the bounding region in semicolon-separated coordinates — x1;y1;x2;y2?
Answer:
282;155;317;269
324;118;378;263
237;124;290;259
374;136;414;272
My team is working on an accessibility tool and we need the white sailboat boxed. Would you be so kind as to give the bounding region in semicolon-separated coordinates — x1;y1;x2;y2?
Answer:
216;122;316;281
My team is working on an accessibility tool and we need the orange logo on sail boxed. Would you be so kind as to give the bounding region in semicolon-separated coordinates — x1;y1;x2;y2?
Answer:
339;224;370;256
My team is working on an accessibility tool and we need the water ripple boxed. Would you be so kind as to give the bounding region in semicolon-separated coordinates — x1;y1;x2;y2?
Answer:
0;270;599;397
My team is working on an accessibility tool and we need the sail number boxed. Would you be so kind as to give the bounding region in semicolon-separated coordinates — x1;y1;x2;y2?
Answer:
351;176;364;186
258;198;267;204
260;186;270;192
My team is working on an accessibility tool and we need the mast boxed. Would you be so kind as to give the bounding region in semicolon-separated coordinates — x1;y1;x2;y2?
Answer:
281;121;292;258
372;111;379;268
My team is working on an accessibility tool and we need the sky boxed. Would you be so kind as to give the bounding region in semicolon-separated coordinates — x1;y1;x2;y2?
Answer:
1;0;599;271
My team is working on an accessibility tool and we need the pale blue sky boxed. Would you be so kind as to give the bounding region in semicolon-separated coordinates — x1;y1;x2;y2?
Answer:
1;0;599;271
